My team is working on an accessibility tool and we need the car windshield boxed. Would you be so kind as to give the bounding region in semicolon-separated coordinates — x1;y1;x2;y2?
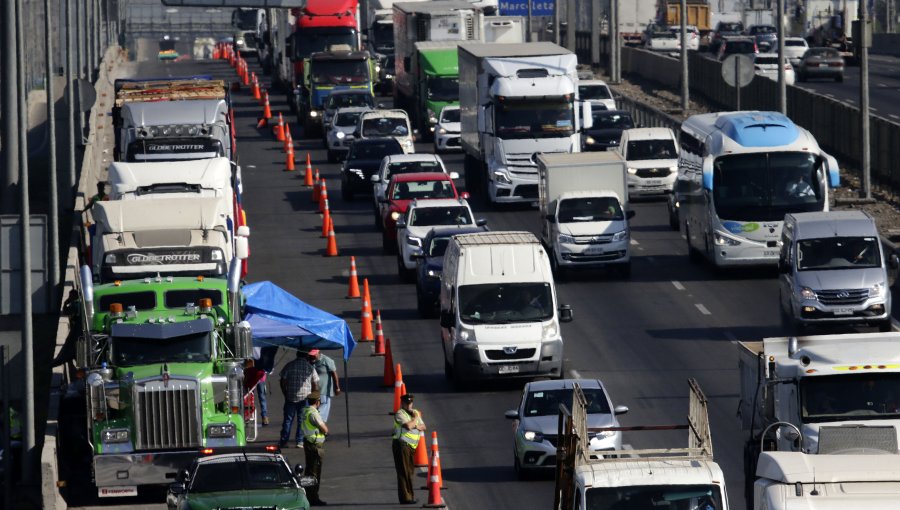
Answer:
496;99;574;139
725;40;756;54
752;25;776;33
797;237;881;270
349;141;402;160
558;197;624;223
409;206;472;226
392;180;455;200
626;139;677;160
579;85;612;100
801;374;900;423
335;111;364;127
312;60;369;85
458;282;554;323
113;330;212;365
327;93;374;109
585;485;724;510
427;77;459;101
426;237;451;257
385;161;441;181
441;108;460;123
712;152;825;221
190;460;243;493
295;31;357;60
523;388;611;417
785;39;807;47
362;117;409;137
592;112;633;129
652;31;677;39
245;460;296;489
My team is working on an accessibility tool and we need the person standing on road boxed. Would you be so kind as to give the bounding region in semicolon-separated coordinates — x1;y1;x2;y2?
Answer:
392;394;426;505
301;390;329;506
311;349;342;422
279;350;319;448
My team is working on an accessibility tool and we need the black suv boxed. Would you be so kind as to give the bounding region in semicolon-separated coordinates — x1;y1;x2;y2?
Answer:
710;21;745;53
340;138;404;200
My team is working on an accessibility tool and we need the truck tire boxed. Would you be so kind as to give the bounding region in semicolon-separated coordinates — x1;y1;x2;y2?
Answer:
686;225;703;264
463;154;480;195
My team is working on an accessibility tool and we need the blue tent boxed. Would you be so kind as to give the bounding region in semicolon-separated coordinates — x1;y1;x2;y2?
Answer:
243;281;356;359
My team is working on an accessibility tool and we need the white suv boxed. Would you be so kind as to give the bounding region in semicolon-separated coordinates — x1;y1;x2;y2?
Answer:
395;198;484;281
617;127;679;197
357;109;415;154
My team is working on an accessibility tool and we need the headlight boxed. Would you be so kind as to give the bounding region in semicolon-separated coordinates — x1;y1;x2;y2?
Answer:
102;428;130;443
348;168;364;178
558;234;576;244
611;230;627;242
438;127;447;134
669;166;677;174
336;131;346;139
870;283;885;297
523;430;543;442
493;171;512;185
428;110;437;124
800;287;817;300
210;250;224;261
207;423;236;438
309;110;319;118
585;136;596;145
427;269;441;278
404;139;413;148
627;167;637;174
542;322;558;340
458;326;476;343
390;211;401;221
104;253;117;264
407;236;422;247
594;430;615;439
713;232;741;246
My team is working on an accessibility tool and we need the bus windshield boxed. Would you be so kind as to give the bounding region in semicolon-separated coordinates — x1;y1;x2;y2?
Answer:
496;99;574;139
712;152;825;222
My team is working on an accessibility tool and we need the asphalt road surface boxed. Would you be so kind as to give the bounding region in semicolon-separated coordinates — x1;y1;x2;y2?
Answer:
794;54;900;122
65;55;900;510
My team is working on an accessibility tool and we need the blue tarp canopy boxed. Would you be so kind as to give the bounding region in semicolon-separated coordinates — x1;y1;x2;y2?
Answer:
243;281;356;359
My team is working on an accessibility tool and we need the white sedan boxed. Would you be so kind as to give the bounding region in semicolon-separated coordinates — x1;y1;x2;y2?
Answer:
783;37;809;67
325;106;371;163
753;53;796;86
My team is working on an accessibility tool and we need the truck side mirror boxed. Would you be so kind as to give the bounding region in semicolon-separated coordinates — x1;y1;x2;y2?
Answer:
581;101;593;130
613;405;629;415
370;175;381;183
545;214;556;224
234;236;249;260
558;304;573;322
439;310;454;328
475;218;487;227
237;225;250;237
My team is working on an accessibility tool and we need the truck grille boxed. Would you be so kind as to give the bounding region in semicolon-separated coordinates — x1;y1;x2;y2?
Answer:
817;289;868;306
635;168;671;178
485;348;536;360
573;234;613;245
134;379;201;450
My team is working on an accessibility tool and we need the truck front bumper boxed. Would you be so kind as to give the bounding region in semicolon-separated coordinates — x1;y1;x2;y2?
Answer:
488;168;539;204
795;297;891;326
556;240;630;268
94;450;199;488
452;340;563;380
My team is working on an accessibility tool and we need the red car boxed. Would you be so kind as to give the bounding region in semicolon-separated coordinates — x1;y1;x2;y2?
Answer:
378;172;466;253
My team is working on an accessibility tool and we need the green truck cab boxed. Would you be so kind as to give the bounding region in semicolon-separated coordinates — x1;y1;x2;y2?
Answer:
75;261;253;497
297;48;375;136
395;42;460;142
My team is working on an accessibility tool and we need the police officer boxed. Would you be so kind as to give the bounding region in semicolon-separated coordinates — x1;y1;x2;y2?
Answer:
392;394;425;505
300;390;328;506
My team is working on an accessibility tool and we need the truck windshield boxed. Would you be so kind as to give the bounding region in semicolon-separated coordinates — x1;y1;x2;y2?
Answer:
233;9;260;30
712;152;825;222
558;197;624;223
295;31;358;60
797;237;881;271
326;93;374;110
801;373;900;422
312;60;369;84
458;283;554;324
159;40;177;52
626;139;677;160
495;99;574;139
524;388;611;417
112;330;212;365
372;23;394;53
585;485;723;510
362;117;409;137
426;77;459;101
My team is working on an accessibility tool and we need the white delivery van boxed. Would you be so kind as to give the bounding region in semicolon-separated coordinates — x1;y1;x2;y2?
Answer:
439;231;571;388
617;127;679;197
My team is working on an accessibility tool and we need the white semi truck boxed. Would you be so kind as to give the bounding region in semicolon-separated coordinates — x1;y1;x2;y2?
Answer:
537;152;633;278
753;451;900;509
107;158;238;203
459;42;591;205
555;378;728;510
739;333;900;501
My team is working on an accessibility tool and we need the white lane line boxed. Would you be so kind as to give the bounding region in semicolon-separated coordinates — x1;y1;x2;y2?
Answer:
672;280;685;291
824;93;836;98
724;331;738;344
246;164;257;168
846;99;856;104
695;303;711;315
630;239;640;245
569;368;582;379
891;114;900;120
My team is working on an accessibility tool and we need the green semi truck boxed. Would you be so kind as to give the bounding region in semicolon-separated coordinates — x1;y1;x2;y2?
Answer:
74;260;253;498
395;42;460;141
296;48;375;136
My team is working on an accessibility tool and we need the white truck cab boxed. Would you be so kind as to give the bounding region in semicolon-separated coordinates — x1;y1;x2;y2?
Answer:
439;231;571;388
107;158;236;203
118;99;232;162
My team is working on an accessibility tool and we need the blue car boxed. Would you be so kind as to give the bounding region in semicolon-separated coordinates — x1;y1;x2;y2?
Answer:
414;225;487;317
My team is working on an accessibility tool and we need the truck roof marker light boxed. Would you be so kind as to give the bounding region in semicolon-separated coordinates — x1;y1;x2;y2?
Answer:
114;280;122;287
200;448;215;455
231;405;240;414
197;275;205;282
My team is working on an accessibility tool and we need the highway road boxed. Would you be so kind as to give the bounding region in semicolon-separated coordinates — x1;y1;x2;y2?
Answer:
66;55;900;510
794;54;900;122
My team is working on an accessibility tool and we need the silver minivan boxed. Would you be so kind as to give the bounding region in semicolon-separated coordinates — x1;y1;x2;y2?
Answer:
779;211;896;332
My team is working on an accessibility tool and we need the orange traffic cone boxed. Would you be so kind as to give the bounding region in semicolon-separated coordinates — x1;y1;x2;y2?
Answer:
382;338;394;385
360;279;374;342
324;217;338;257
373;332;386;356
251;72;260;100
261;91;272;124
241;61;250;86
284;143;295;172
312;170;321;203
429;432;443;487
304;154;315;187
346;256;361;299
283;124;292;153
414;428;429;467
373;311;386;349
274;113;285;142
318;179;329;213
424;448;446;508
392;363;404;414
321;199;331;238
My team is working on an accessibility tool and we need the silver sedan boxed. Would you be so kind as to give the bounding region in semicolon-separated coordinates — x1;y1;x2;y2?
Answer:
797;47;844;82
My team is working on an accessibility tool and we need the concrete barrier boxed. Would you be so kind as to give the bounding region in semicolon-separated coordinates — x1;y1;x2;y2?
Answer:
872;34;900;57
621;47;682;90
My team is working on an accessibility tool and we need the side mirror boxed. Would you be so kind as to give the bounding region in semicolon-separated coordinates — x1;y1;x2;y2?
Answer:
168;482;186;495
294;463;304;476
545;214;556;224
396;218;407;229
504;410;519;420
298;475;318;488
370;175;381;183
475;218;487;227
439;310;454;328
237;225;250;237
460;192;470;200
581;101;593;130
891;253;899;269
234;236;250;260
449;172;460;179
626;210;636;220
558;304;573;323
613;405;629;416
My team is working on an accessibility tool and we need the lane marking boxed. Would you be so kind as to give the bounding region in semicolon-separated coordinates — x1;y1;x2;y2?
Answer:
891;114;900;120
672;281;685;291
569;368;582;379
724;331;738;344
695;303;711;315
246;164;257;168
630;239;639;245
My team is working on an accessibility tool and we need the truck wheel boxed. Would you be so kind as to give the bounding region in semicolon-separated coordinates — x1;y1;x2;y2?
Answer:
443;349;453;380
686;225;703;264
382;232;395;254
744;441;761;509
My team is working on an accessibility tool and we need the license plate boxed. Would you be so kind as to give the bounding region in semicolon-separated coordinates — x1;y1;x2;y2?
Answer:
763;250;779;257
98;486;138;498
834;308;854;316
646;179;663;186
498;365;520;375
585;246;605;255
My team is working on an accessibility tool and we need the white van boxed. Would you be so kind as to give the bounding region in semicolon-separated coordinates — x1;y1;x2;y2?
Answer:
439;231;572;388
617;127;679;197
357;109;415;153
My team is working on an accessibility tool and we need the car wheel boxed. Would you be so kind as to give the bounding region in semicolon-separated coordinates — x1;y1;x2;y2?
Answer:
382;232;395;254
452;350;469;391
668;203;679;231
549;249;566;281
341;180;353;201
397;255;412;283
878;319;893;332
513;453;526;481
836;74;843;83
327;150;336;164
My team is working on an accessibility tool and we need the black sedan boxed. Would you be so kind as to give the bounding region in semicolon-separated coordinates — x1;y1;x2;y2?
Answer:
582;110;634;152
413;225;488;317
340;138;404;200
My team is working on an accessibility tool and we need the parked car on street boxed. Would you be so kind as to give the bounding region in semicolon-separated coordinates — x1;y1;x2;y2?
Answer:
796;47;844;82
754;53;796;86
